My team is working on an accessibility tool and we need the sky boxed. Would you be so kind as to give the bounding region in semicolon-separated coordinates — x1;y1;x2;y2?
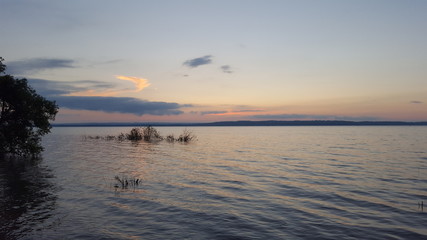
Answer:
1;0;426;123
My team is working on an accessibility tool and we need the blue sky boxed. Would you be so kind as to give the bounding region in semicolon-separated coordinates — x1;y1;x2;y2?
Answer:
1;0;426;122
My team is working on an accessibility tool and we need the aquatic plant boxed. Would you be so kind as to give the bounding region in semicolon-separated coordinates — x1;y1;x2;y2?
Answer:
166;134;176;142
141;126;163;141
114;175;140;189
124;126;163;141
176;129;196;143
126;128;143;141
117;133;125;141
164;129;196;143
84;126;196;143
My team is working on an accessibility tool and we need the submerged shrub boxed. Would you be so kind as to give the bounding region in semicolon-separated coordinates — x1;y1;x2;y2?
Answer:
142;126;163;141
117;133;125;141
164;129;196;143
126;128;143;141
166;134;175;142
177;129;196;143
124;126;163;141
84;126;196;144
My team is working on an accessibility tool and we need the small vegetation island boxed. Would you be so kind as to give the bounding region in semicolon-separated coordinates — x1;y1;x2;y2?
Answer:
84;126;196;143
0;57;58;158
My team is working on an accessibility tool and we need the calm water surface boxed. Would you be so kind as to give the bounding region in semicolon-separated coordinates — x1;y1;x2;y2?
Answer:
1;126;426;239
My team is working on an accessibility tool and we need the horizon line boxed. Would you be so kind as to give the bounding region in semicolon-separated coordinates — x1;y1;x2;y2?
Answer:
52;120;427;127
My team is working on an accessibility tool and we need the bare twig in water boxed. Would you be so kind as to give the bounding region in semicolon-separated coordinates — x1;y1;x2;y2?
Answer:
114;175;140;190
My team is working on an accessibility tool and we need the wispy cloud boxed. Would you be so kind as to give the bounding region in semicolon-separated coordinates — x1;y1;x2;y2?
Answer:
220;65;233;74
30;74;151;97
7;58;76;75
115;75;150;92
201;111;228;115
65;89;121;97
200;109;264;116
183;55;213;68
28;79;115;97
410;100;423;104
233;109;264;113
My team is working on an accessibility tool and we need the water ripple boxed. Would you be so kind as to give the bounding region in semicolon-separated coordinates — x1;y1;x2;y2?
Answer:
3;126;427;239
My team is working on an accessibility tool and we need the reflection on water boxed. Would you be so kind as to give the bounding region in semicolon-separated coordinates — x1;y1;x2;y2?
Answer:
2;126;427;239
0;156;58;240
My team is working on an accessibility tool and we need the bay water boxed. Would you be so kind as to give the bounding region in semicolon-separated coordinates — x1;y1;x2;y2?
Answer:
1;126;426;239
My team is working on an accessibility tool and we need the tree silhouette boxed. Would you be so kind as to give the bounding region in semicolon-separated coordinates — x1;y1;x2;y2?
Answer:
0;57;58;157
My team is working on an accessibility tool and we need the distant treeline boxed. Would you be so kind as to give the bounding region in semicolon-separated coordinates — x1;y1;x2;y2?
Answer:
54;120;427;127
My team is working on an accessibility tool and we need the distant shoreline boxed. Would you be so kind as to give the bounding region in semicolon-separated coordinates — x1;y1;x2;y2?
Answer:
53;120;427;127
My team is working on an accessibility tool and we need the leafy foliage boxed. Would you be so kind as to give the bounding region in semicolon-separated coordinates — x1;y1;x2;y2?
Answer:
0;57;5;73
0;58;58;156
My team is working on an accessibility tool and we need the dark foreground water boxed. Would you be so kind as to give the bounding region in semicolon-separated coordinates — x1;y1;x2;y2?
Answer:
1;126;426;239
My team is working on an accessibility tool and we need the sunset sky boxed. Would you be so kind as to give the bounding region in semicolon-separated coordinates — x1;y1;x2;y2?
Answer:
1;0;426;123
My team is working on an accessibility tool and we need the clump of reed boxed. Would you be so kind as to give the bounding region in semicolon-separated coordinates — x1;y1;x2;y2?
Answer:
122;126;163;141
126;128;143;141
177;129;196;143
84;126;196;143
166;134;176;142
166;129;196;143
114;175;140;189
117;133;126;141
141;126;163;141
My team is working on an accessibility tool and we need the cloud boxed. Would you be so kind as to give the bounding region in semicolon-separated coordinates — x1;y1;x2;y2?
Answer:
54;96;185;116
410;100;423;104
115;75;150;92
183;55;213;68
200;111;228;115
252;114;379;121
29;74;151;98
182;56;233;74
28;79;117;97
28;78;75;96
27;78;187;116
220;65;233;74
7;58;76;75
199;109;264;116
233;109;264;113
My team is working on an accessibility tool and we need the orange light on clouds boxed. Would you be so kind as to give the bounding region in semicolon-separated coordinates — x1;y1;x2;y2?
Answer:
208;112;247;116
115;75;150;92
64;75;151;97
66;89;121;97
